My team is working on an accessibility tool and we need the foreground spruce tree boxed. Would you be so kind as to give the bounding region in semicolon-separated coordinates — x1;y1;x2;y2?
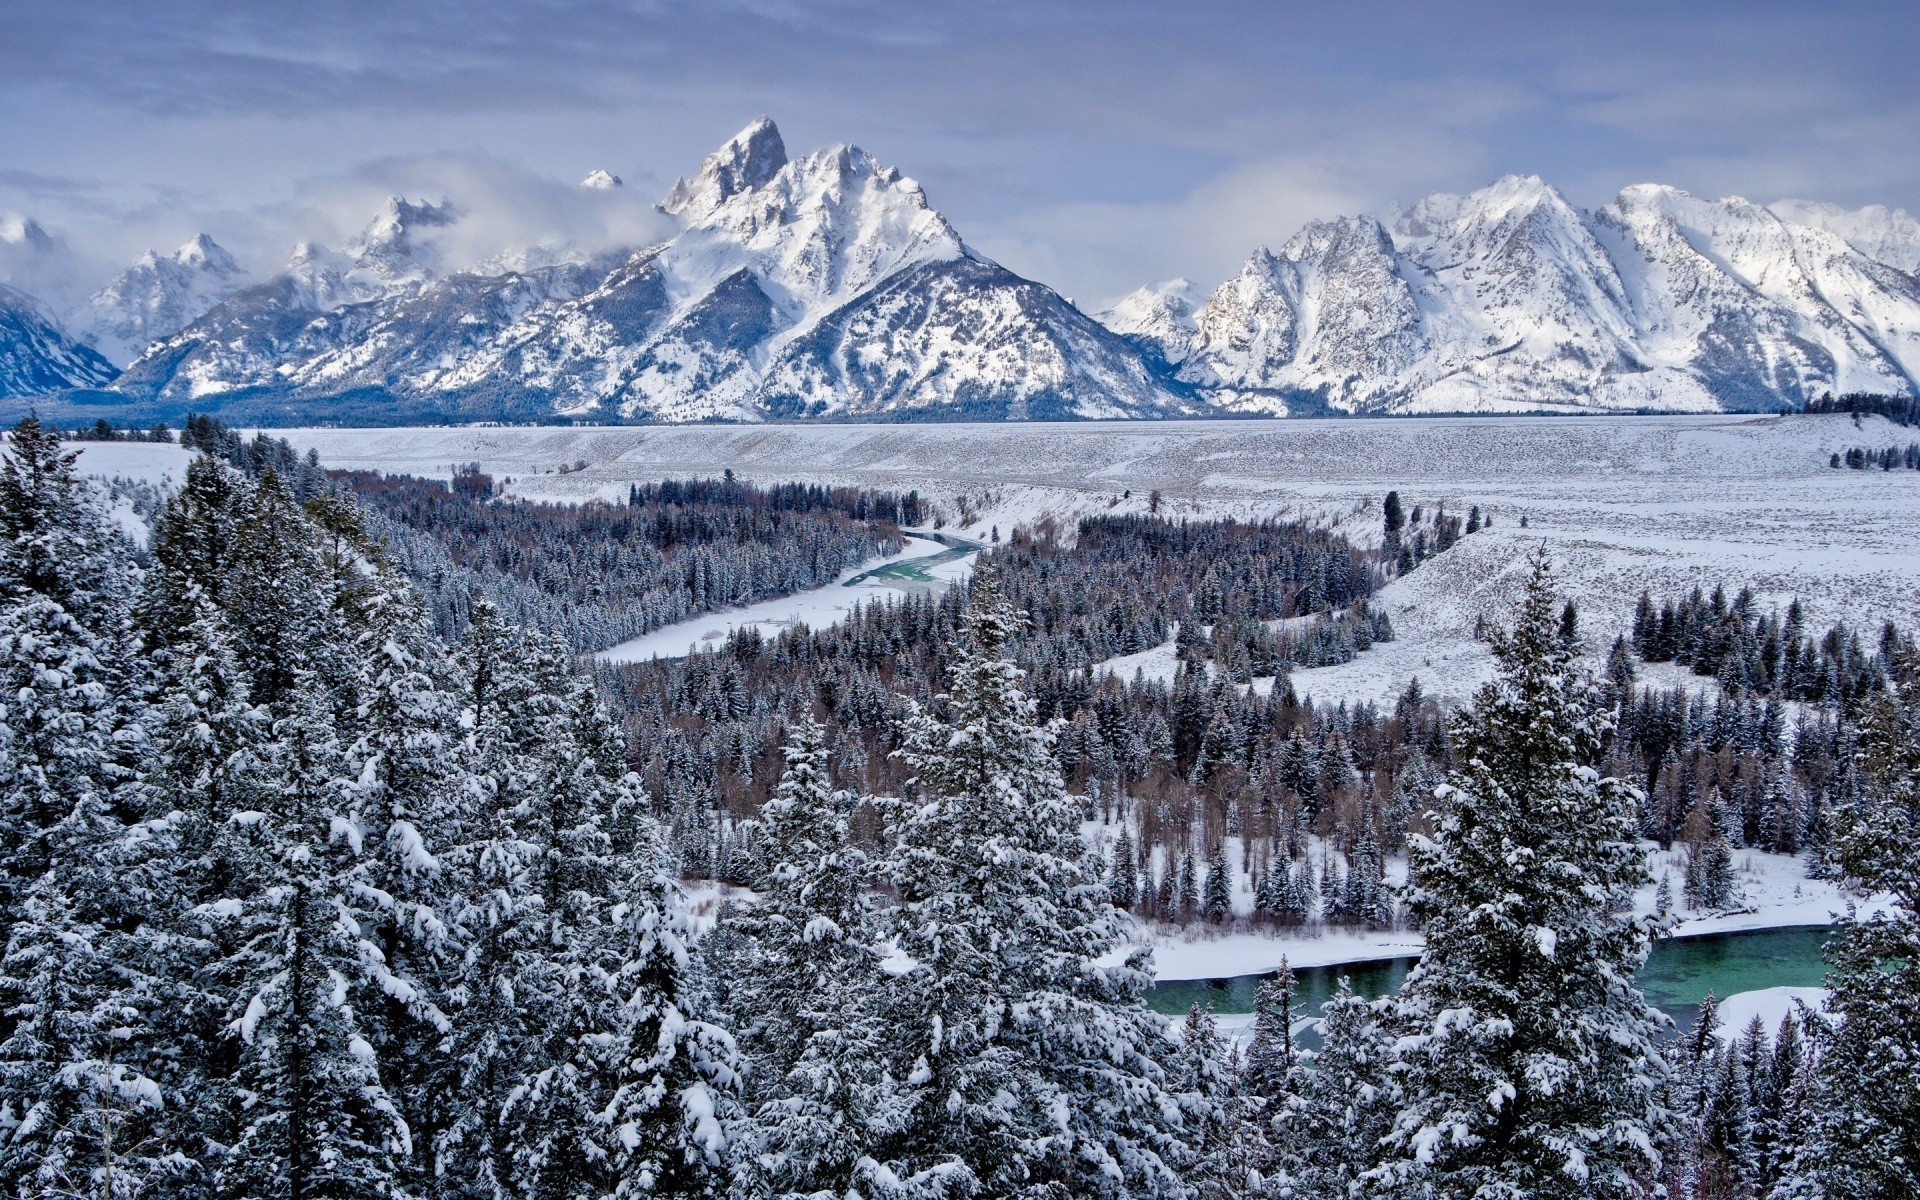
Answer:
1373;552;1671;1199
881;566;1196;1198
1784;642;1920;1199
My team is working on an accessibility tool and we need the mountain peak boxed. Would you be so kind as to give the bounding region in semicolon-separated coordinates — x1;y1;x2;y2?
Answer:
660;117;790;219
0;212;55;251
580;168;623;190
174;233;240;275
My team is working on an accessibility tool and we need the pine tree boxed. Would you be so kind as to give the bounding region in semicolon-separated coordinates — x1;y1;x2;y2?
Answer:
1241;963;1297;1104
212;675;413;1200
345;574;459;1190
1108;825;1139;909
1373;553;1671;1198
1784;643;1920;1199
879;567;1195;1198
1171;1004;1239;1200
721;717;900;1200
1267;980;1391;1200
1201;841;1233;923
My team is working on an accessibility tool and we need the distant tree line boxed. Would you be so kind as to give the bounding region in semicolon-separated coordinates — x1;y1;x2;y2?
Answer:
56;417;175;442
1798;390;1920;426
344;471;904;653
1829;442;1920;470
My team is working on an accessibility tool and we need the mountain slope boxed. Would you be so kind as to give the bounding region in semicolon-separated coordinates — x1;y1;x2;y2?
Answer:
1150;177;1920;414
0;284;118;398
103;119;1196;422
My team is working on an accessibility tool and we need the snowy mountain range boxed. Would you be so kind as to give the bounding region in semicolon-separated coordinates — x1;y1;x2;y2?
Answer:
2;123;1918;421
1111;176;1920;415
42;120;1200;423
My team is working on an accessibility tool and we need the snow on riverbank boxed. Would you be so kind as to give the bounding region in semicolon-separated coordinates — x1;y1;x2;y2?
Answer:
597;535;976;663
1715;987;1828;1041
1133;843;1875;982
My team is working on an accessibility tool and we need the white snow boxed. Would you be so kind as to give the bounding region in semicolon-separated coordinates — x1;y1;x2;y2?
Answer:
1713;986;1827;1042
595;535;977;663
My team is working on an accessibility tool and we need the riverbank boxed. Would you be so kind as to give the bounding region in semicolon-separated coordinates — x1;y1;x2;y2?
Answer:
1134;843;1877;982
596;531;978;663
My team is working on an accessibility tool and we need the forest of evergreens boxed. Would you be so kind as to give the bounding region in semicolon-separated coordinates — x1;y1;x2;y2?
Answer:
1;417;1915;1199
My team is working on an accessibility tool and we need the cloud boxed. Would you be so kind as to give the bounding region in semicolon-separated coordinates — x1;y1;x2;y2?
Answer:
0;0;1913;313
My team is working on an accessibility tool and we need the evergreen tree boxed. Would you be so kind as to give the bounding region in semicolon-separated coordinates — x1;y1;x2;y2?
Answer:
1267;980;1391;1200
1785;644;1920;1199
880;568;1195;1198
722;717;899;1200
212;676;412;1200
1373;553;1671;1198
1201;842;1233;923
1241;963;1297;1104
1107;826;1140;909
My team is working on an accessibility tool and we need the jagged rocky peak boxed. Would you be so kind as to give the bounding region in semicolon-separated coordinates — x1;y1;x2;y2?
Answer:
580;168;624;190
169;232;241;275
70;232;250;365
660;117;790;219
346;196;460;280
0;212;55;251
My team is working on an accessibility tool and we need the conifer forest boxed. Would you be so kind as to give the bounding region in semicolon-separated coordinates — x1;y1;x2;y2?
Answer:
2;415;1916;1200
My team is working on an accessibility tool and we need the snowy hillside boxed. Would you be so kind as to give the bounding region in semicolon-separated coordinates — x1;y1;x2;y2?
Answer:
98;119;1201;423
1149;176;1920;415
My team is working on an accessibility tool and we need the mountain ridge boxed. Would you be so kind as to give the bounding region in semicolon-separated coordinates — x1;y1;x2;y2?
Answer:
2;129;1917;422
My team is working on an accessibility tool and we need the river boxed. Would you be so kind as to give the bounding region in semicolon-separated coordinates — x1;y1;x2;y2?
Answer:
1147;925;1832;1032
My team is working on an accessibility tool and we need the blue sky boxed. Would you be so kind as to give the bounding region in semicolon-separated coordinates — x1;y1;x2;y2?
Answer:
2;0;1914;305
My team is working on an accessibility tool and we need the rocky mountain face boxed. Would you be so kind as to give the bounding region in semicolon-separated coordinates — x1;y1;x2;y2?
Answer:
1129;176;1920;415
0;284;117;398
97;119;1202;423
69;234;249;366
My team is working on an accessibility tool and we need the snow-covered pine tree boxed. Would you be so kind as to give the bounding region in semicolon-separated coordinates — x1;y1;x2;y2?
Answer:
1170;1003;1239;1200
720;716;904;1199
0;417;136;942
1201;842;1232;923
434;599;561;1198
497;628;739;1199
1688;1040;1754;1200
1373;552;1671;1199
1266;980;1391;1200
212;674;413;1200
1782;641;1920;1199
1108;826;1139;909
1241;963;1297;1105
880;566;1195;1198
345;573;459;1190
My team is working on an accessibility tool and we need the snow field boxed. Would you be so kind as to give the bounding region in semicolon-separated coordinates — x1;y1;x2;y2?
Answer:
275;413;1920;709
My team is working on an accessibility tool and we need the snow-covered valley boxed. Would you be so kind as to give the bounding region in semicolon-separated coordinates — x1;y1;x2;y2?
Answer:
281;410;1920;709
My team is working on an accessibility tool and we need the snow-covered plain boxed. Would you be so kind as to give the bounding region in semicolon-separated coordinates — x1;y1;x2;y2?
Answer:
280;412;1920;709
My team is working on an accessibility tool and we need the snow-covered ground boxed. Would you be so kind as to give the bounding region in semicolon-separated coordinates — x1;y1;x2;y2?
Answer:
73;440;193;488
277;413;1920;708
1113;831;1875;982
1714;987;1827;1042
597;535;977;663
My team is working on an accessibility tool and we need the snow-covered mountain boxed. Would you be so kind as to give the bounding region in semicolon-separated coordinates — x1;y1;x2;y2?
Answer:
69;234;248;366
1151;176;1920;415
106;119;1200;422
1096;279;1200;366
0;283;117;398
